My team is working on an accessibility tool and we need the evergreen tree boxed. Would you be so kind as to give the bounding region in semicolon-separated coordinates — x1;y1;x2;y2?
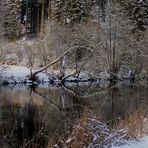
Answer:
50;0;95;24
50;0;64;22
0;0;22;39
119;0;148;33
95;0;108;21
20;0;49;35
71;0;83;22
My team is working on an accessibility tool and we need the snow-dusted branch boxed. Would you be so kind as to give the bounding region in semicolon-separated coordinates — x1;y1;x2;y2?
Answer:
29;45;94;81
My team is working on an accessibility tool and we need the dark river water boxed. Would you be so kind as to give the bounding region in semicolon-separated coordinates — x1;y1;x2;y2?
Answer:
0;81;147;148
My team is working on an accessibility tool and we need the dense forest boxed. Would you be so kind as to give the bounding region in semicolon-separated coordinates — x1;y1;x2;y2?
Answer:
1;0;147;35
0;0;148;82
0;1;148;148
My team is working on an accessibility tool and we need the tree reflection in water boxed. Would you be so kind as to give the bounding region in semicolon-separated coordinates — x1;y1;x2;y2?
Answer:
0;82;147;147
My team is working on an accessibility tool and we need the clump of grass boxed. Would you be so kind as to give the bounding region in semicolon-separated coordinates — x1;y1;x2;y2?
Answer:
21;107;147;148
47;109;91;148
49;109;131;148
114;109;147;139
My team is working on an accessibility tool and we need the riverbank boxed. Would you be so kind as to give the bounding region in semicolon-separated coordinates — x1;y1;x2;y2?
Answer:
0;65;148;86
0;65;109;85
115;136;148;148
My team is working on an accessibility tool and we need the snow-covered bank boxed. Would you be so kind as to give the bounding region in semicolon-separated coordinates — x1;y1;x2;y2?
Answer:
114;136;148;148
0;65;49;84
0;65;96;85
1;65;147;85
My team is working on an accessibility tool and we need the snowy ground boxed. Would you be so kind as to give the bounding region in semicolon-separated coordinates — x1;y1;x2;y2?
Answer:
115;136;148;148
0;65;105;84
0;65;49;84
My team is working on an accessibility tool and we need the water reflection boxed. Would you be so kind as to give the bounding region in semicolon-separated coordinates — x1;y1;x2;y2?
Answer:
63;82;148;126
0;85;86;147
0;82;147;147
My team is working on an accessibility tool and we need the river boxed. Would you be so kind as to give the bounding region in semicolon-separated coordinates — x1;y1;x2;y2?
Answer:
0;81;147;147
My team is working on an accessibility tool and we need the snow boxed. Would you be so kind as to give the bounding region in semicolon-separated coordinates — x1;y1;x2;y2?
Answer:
0;65;30;83
0;65;98;84
0;66;117;85
0;65;49;84
114;136;148;148
36;72;50;83
99;71;110;80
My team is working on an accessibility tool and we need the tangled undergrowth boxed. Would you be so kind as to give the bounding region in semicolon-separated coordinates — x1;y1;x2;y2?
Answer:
49;109;132;148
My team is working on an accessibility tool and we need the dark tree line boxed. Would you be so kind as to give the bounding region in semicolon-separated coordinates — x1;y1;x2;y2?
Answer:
0;0;22;39
117;0;148;33
19;0;108;35
49;0;108;24
20;0;49;35
0;0;108;37
2;0;147;38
